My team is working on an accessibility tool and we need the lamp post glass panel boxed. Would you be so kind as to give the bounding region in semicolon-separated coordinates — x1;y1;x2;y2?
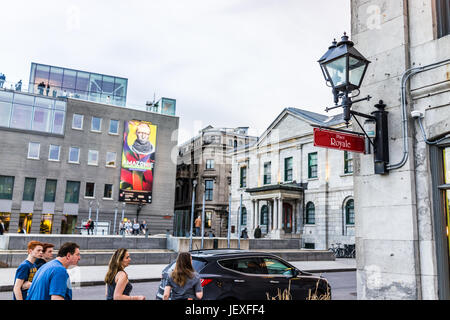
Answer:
318;33;370;123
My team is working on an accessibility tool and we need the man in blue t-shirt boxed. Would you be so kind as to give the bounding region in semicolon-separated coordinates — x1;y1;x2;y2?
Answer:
13;241;43;300
26;242;81;300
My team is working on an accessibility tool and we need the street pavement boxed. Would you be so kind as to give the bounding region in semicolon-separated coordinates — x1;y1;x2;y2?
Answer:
0;258;355;292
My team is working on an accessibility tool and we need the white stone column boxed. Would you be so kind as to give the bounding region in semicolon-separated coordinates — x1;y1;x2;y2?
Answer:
252;199;256;230
256;200;260;228
278;197;283;231
268;200;272;233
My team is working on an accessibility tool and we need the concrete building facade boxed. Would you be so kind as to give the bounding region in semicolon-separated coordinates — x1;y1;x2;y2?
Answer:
350;0;450;299
0;71;179;236
174;126;257;237
230;108;356;250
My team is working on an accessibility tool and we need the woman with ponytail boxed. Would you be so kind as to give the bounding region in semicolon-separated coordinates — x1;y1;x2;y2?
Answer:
163;252;203;300
104;248;145;300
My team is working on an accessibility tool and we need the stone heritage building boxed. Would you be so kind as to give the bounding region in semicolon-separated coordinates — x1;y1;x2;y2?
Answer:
173;126;258;237
350;0;450;299
0;63;179;235
229;107;356;250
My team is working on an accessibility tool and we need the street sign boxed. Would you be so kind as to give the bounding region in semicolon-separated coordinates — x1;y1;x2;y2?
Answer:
313;127;365;153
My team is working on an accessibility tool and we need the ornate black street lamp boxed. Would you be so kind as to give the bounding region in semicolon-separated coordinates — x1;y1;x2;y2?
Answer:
318;33;389;175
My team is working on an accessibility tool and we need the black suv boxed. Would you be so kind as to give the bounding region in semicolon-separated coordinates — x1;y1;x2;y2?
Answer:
156;249;331;300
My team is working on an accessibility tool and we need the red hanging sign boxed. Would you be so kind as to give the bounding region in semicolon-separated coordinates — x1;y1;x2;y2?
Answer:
313;128;365;153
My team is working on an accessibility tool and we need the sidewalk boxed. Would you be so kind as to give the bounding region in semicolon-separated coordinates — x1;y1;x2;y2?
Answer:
0;259;355;292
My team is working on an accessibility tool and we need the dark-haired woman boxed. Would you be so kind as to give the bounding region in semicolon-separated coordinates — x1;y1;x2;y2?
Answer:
104;248;145;300
163;252;203;300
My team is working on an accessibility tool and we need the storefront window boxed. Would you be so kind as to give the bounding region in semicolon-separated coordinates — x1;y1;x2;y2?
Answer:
39;214;53;234
61;215;77;234
0;213;10;232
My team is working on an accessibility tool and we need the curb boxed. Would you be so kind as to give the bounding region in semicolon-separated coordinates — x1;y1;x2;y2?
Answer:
0;268;356;292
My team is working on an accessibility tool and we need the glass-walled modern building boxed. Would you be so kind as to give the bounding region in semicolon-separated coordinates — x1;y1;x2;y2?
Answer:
28;63;128;107
0;90;66;135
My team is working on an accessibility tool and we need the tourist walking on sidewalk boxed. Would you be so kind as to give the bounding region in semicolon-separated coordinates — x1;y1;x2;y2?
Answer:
26;242;81;300
163;252;203;300
13;241;43;300
104;248;145;300
35;242;55;270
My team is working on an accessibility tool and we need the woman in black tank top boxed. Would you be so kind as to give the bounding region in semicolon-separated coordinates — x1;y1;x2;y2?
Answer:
104;248;145;300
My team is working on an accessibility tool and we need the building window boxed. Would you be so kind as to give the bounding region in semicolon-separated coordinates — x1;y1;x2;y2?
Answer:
284;157;293;182
205;211;212;228
44;179;57;202
72;114;83;130
240;167;247;188
48;145;60;161
23;178;36;201
65;181;80;203
206;159;214;169
85;182;95;198
308;152;318;179
305;202;315;224
344;151;353;174
27;142;40;160
103;184;113;199
240;207;247;226
205;180;213;201
106;152;116;167
68;147;80;163
91;116;102;132
264;162;271;185
260;205;268;225
436;0;450;38
88;150;99;166
345;199;355;225
0;176;14;200
109;119;119;135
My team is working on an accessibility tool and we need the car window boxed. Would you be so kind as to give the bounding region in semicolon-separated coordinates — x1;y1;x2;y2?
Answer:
219;258;265;274
192;258;207;272
262;258;294;276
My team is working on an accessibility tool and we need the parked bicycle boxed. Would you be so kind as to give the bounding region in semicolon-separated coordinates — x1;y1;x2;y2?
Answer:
328;243;355;258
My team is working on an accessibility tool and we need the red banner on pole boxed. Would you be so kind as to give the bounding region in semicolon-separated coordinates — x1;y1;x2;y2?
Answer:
313;128;365;153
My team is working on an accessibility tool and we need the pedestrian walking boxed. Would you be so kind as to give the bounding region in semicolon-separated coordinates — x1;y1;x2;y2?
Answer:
0;218;5;235
15;80;22;91
0;73;5;88
46;83;50;96
140;220;148;235
132;219;140;235
241;228;248;239
194;215;201;236
13;241;43;300
26;242;81;300
163;252;203;300
35;242;55;270
254;225;262;239
104;248;145;300
119;220;125;236
125;219;132;235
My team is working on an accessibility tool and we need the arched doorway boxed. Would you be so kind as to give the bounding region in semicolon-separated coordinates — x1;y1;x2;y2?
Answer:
283;203;293;233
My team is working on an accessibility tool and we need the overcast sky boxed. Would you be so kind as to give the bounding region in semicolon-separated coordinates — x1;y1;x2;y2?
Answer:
1;0;350;144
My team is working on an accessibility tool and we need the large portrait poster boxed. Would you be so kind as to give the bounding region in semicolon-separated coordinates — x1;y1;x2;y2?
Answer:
119;120;157;203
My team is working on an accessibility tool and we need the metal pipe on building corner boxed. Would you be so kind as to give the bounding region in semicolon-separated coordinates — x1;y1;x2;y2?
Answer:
386;58;450;171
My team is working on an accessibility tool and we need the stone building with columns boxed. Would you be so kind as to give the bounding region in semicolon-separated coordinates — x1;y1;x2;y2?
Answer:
230;107;356;249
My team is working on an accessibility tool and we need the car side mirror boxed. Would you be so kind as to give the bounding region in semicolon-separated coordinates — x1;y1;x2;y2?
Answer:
292;269;300;278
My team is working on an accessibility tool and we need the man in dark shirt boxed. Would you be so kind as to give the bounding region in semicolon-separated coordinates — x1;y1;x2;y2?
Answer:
35;243;55;270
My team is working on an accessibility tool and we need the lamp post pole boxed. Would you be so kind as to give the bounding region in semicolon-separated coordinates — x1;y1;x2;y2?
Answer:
189;180;197;251
114;204;118;235
201;184;206;249
227;192;231;249
95;201;99;235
